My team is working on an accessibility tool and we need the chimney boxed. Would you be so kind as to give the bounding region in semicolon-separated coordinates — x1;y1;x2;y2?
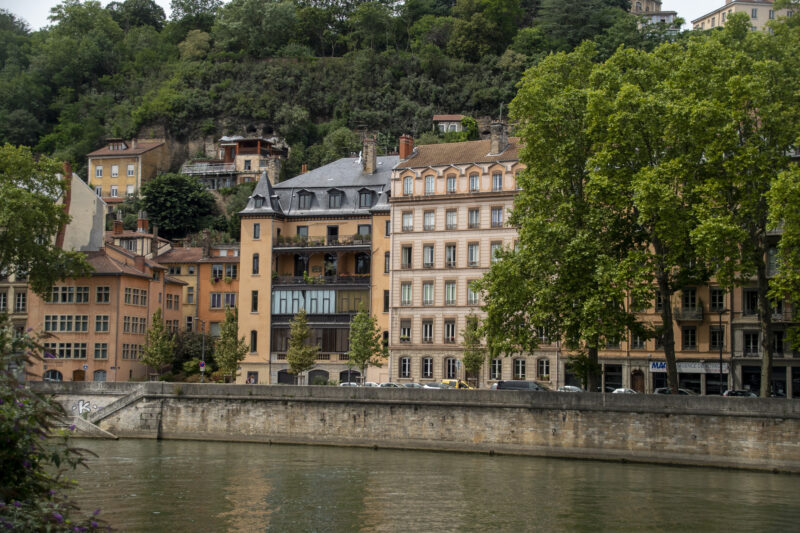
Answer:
137;211;149;233
301;163;308;174
362;135;377;174
113;209;124;235
489;121;508;155
131;138;137;149
134;255;146;272
202;229;210;259
399;135;414;160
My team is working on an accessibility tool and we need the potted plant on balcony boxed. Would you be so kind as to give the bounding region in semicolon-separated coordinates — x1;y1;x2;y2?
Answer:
224;276;233;284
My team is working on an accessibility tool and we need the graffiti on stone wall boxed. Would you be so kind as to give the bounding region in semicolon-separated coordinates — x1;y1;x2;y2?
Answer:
71;399;100;418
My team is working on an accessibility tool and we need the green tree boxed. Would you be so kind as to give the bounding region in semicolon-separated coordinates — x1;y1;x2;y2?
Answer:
106;0;167;31
0;317;106;531
141;172;218;240
214;306;248;382
286;308;319;383
213;0;297;57
142;308;175;377
346;307;387;382
0;144;91;295
461;311;486;386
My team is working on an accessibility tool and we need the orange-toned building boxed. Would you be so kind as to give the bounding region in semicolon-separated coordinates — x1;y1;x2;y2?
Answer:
181;136;288;189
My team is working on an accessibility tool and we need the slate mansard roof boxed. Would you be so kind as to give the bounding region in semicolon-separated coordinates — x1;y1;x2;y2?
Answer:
241;155;398;218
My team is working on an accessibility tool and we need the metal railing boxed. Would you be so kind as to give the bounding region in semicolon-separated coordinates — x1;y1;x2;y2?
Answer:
181;162;236;174
274;234;372;248
673;305;704;321
272;275;370;285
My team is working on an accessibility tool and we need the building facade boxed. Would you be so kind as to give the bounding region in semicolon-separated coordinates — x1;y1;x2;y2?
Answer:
181;136;288;189
237;138;395;384
692;0;792;31
87;138;168;209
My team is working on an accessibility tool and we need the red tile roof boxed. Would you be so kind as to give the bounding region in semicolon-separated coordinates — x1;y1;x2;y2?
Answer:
433;114;465;121
395;138;522;169
155;247;205;264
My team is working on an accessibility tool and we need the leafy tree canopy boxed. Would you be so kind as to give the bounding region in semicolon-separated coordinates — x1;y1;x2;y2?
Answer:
140;172;218;240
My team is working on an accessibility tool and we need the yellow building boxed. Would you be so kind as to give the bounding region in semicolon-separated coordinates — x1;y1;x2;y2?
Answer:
181;135;289;189
88;138;169;210
237;137;395;384
692;0;792;31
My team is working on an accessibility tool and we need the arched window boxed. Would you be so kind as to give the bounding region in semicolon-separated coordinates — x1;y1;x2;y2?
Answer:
43;369;62;382
250;330;257;353
252;253;259;275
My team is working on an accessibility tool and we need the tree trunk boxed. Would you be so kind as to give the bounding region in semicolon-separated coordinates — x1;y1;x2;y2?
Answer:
587;345;600;392
757;256;773;398
657;275;679;393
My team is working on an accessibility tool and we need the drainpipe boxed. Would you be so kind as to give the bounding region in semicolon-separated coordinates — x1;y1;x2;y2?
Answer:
113;276;121;382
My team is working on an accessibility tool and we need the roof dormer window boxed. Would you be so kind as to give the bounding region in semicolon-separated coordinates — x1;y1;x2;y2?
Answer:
298;191;313;210
328;189;343;209
253;196;264;208
358;189;373;208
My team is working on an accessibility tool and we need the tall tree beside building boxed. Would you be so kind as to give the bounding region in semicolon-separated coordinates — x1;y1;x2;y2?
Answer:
346;307;387;382
214;306;248;381
0;144;91;295
142;308;175;377
461;311;486;386
286;308;319;382
140;173;218;240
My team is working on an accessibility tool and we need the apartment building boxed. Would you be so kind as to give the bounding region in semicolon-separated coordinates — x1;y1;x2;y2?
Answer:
692;0;792;31
181;135;288;190
237;137;394;385
88;138;168;209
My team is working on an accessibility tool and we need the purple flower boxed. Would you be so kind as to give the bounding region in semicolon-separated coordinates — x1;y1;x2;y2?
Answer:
52;512;63;523
91;521;98;528
93;509;100;516
69;424;76;431
12;501;21;508
45;352;55;358
16;401;24;407
49;489;56;495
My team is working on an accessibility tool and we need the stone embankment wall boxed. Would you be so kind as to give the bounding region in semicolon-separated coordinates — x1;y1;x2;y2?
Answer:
31;382;800;472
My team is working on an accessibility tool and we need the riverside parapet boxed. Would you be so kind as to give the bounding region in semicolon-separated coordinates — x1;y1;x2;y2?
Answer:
32;381;800;473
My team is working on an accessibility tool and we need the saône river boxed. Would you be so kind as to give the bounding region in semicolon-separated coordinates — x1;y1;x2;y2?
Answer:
70;439;800;532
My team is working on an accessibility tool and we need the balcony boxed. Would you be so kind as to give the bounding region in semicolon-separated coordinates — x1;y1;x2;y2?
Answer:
673;305;703;322
272;313;356;325
181;162;236;175
274;234;372;250
272;274;370;287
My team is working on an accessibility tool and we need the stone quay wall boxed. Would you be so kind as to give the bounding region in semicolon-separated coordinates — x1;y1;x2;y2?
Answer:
30;382;800;472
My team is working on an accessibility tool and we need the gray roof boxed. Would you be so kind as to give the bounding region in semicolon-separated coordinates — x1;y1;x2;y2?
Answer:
241;156;397;217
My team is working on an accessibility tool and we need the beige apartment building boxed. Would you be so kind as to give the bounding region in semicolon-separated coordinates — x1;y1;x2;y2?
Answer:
692;0;792;31
387;125;561;388
88;138;169;209
181;135;288;190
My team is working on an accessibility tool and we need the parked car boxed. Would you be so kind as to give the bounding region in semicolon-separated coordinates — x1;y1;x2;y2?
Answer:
723;389;758;397
557;385;583;393
363;382;379;387
653;387;697;395
612;388;638;394
441;379;473;389
423;382;453;389
379;382;403;388
496;380;549;391
403;383;424;389
340;382;359;387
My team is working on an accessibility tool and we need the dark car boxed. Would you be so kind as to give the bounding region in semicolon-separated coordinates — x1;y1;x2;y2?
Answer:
723;389;758;397
496;380;549;391
654;387;696;395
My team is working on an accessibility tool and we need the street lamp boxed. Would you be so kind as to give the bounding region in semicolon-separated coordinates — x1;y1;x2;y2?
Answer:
718;308;729;395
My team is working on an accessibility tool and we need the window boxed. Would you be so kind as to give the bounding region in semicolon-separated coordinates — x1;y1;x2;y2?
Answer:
422;357;433;378
710;326;725;350
469;173;479;192
631;334;645;350
185;316;193;332
74;287;89;303
94;343;107;359
224;293;236;308
743;289;758;315
491;207;503;227
359;190;372;207
447;175;456;194
468;208;479;229
385;220;391;236
490;359;502;380
188;266;195;275
425;175;434;195
743;331;759;355
682;326;697;349
445;244;456;268
468;243;479;266
250;330;257;352
110;186;118;198
446;358;457;379
446;209;457;230
491;242;502;263
401;283;412;305
253;223;260;239
403;176;413;195
44;315;57;332
400;320;411;342
127;164;134;176
401;246;412;269
251;290;258;312
422;281;433;305
126;185;134;197
682;288;696;309
710;288;725;311
722;11;726;22
655;293;663;312
328;191;342;209
467;282;479;305
186;287;194;305
423;245;434;268
225;264;237;279
444;319;455;343
492;172;503;191
383;290;389;312
95;166;103;178
244;159;251;170
400;357;411;378
252;254;260;274
74;343;87;359
422;320;433;343
773;331;784;354
751;8;758;18
424;211;435;231
298;192;312;209
0;292;6;312
95;186;102;196
59;315;73;332
513;358;526;379
168;266;182;275
211;293;222;309
95;315;109;332
537;359;550;379
384;252;390;273
14;292;25;312
445;281;456;305
402;212;413;231
767;245;778;276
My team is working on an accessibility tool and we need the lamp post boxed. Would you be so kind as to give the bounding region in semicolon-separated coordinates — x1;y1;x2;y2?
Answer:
718;308;728;395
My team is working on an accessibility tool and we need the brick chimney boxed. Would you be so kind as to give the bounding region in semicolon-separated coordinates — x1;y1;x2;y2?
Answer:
489;122;508;155
134;255;146;272
113;210;124;235
301;163;308;174
137;211;149;233
362;135;377;174
399;135;414;160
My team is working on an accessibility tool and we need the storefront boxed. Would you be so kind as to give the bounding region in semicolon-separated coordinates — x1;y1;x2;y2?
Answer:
650;361;729;395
